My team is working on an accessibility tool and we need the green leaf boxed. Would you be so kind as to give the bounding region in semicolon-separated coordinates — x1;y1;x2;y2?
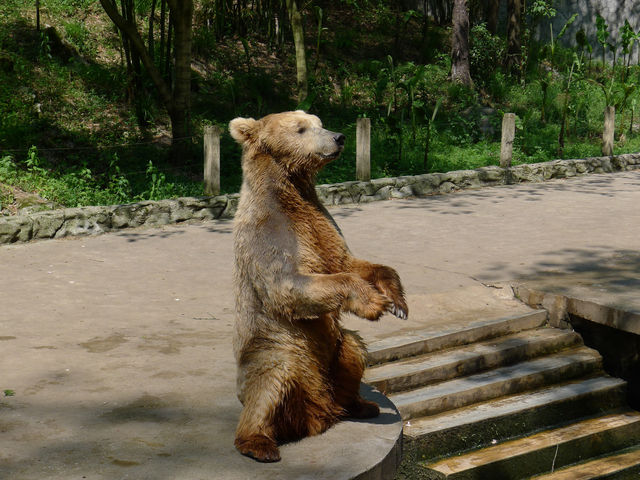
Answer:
596;14;610;45
557;13;578;41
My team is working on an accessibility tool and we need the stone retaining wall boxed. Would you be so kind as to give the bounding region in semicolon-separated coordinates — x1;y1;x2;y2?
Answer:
1;153;639;244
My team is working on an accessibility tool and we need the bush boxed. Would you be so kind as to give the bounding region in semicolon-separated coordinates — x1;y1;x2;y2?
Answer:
470;23;505;89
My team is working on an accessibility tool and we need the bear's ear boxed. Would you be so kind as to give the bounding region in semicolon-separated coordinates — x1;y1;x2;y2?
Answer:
229;117;258;145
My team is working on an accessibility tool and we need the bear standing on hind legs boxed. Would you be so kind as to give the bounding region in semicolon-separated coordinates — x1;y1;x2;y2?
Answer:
230;110;408;463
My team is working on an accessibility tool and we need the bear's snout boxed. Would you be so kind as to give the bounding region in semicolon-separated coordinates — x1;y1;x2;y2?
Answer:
333;132;345;147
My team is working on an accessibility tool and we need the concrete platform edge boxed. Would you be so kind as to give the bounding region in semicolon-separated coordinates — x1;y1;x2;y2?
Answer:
512;282;640;335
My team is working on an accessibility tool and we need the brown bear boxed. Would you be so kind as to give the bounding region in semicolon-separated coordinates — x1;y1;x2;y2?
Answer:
229;110;408;463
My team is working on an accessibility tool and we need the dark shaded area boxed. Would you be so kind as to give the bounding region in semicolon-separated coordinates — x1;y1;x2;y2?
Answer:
205;219;233;234
350;382;402;427
100;394;192;424
508;250;640;301
570;315;640;410
117;227;188;243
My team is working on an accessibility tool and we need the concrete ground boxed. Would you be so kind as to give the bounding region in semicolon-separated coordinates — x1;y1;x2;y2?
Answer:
1;170;639;479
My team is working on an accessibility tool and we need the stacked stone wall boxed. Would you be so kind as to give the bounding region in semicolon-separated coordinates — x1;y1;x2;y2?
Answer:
1;154;639;244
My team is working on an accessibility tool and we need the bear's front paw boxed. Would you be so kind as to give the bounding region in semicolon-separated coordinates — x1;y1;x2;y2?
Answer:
235;434;281;463
372;266;409;320
344;281;391;321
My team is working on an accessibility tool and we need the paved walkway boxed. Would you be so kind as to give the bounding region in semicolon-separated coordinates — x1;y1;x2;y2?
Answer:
1;170;639;479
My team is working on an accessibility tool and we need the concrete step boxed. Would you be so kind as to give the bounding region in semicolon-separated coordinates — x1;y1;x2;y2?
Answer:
365;327;581;394
403;376;628;461
367;310;547;365
532;446;640;479
425;411;640;479
389;346;602;420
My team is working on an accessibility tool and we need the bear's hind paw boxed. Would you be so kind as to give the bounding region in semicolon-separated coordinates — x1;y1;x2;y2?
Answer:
347;398;380;419
235;434;281;463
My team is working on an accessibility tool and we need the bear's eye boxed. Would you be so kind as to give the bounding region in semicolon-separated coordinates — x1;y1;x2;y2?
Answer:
297;127;306;134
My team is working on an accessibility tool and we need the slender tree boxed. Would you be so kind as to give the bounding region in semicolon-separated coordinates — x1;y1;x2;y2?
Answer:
285;0;308;103
36;0;41;31
451;0;473;87
506;0;522;77
99;0;194;159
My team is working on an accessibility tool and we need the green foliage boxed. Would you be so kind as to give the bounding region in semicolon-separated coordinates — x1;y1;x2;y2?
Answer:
530;0;556;19
192;26;218;55
143;160;174;201
49;0;94;14
596;14;610;47
556;14;578;42
469;23;505;88
0;146;203;208
621;20;635;56
334;30;356;50
63;21;95;56
596;14;611;66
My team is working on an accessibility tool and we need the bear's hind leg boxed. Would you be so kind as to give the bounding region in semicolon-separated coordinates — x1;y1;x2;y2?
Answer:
235;370;284;462
235;357;341;462
275;378;342;442
332;331;380;419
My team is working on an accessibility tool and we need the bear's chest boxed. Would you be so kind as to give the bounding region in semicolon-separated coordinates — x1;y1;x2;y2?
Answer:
288;205;349;274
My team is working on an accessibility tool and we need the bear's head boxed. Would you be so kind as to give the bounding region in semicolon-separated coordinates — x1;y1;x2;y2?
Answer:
229;111;345;174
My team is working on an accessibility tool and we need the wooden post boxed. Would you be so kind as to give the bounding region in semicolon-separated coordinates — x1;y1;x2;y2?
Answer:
356;117;371;181
204;125;221;196
602;105;615;156
500;113;516;168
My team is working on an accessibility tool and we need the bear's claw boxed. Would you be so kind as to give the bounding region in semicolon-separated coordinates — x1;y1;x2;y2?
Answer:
388;304;408;320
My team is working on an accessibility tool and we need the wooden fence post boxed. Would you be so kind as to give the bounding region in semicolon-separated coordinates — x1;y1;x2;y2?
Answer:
500;113;515;168
204;125;221;196
602;105;615;156
356;117;371;182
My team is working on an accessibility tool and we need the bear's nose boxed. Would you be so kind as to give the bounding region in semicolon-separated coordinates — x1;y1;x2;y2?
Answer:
334;133;345;146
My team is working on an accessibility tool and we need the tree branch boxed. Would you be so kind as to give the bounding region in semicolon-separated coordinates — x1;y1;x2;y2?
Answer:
99;0;174;110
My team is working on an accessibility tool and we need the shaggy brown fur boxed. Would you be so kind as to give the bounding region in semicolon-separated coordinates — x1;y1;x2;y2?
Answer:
230;111;408;463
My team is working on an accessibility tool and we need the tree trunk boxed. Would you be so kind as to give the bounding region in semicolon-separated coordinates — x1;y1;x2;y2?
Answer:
450;0;473;87
159;0;166;66
168;0;194;160
99;0;193;159
148;0;156;61
602;105;615;156
285;0;308;103
506;0;522;77
165;11;173;79
486;0;499;34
